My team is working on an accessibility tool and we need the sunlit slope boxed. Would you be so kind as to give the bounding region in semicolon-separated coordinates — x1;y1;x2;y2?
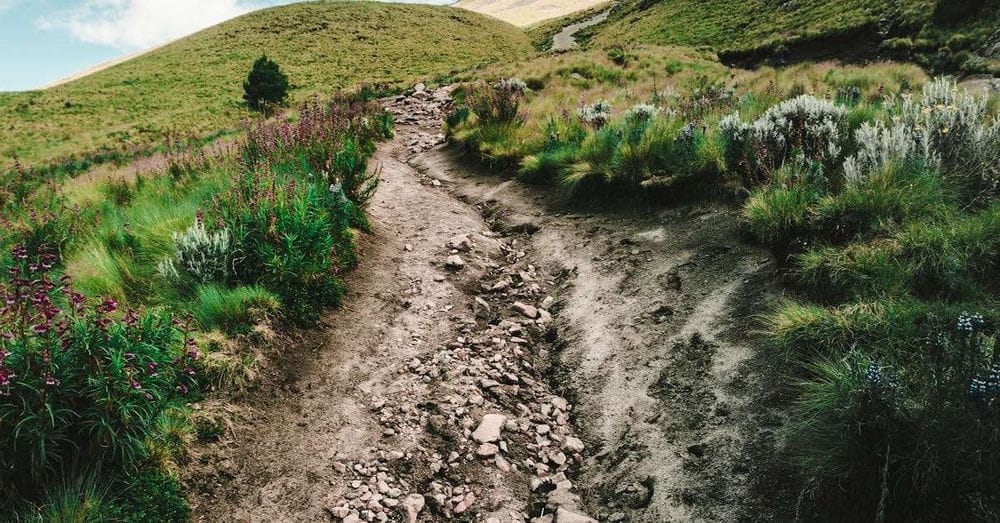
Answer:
0;1;532;166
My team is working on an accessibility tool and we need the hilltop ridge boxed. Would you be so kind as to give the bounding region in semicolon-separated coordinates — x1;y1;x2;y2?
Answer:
0;1;531;167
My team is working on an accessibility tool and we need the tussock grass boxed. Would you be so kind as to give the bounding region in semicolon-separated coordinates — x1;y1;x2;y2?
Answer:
448;47;926;202
191;285;280;333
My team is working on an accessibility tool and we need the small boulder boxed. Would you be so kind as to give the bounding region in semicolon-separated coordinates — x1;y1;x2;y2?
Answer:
555;507;598;523
402;494;425;523
445;255;465;270
447;234;473;252
472;413;506;443
564;436;585;453
477;443;499;457
513;302;539;319
474;297;491;319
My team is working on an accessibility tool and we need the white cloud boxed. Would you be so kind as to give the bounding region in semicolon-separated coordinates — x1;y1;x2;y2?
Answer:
0;0;18;13
39;0;293;50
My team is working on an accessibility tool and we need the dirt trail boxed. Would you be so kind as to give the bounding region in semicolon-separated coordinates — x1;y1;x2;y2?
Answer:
551;9;610;51
184;87;789;522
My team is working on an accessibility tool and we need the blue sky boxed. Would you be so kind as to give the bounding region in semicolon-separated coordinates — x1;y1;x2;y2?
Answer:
0;0;454;92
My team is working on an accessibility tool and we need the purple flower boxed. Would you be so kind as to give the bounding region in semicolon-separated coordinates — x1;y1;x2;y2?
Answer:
0;368;14;386
97;298;118;314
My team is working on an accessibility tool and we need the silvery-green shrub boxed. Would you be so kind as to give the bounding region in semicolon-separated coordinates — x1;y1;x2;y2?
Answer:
625;103;663;122
158;220;232;285
577;100;613;128
496;77;528;93
720;95;847;186
897;77;1000;203
844;78;999;201
843;121;931;186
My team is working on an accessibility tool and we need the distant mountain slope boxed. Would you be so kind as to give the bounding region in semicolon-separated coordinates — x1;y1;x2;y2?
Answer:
455;0;607;26
0;1;532;167
562;0;998;72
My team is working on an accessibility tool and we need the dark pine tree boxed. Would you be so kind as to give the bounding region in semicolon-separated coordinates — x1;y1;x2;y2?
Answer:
243;55;289;111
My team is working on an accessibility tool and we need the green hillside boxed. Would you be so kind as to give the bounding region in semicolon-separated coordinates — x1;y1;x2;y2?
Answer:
554;0;998;72
0;1;532;167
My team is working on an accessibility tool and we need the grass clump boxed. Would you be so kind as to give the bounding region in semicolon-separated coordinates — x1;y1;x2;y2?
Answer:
190;285;280;334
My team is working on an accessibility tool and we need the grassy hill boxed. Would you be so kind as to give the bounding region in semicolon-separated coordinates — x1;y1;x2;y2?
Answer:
0;1;532;168
545;0;998;73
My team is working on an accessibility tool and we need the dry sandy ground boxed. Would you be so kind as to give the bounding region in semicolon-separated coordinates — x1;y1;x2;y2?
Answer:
455;0;608;26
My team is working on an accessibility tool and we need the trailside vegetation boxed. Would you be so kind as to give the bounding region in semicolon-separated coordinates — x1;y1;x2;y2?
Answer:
0;93;393;519
446;47;1000;517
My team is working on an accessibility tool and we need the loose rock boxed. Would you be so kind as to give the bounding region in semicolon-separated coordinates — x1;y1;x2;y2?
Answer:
472;413;506;443
513;301;539;319
445;255;465;270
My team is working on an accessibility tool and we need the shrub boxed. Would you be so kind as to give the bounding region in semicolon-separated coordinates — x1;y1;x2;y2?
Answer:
720;95;847;187
241;96;388;213
243;55;289;111
215;165;348;323
607;47;631;66
0;250;199;490
842;121;927;186
787;307;1000;519
463;79;525;125
157;217;232;288
895;77;1000;205
576;100;612;129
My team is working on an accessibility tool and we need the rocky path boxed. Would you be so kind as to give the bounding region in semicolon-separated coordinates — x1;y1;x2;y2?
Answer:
185;87;593;522
185;86;786;522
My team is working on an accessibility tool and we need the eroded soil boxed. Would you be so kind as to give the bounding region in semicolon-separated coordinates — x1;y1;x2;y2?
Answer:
183;87;794;522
